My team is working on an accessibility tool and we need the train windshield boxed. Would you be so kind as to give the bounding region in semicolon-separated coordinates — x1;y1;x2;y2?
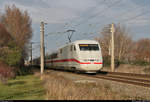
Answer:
79;44;99;51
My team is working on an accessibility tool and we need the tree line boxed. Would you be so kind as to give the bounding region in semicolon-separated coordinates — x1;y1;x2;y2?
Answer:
96;23;150;67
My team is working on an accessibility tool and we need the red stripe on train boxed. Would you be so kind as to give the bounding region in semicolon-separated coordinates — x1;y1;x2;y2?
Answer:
46;59;102;64
94;62;103;64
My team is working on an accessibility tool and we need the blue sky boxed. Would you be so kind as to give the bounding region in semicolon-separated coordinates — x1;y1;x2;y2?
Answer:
0;0;150;59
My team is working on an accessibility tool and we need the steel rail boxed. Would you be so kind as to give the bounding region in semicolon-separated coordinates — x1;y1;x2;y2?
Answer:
44;69;150;88
100;71;150;78
79;74;150;88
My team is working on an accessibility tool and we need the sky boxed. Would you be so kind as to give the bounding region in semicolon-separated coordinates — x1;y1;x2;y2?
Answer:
0;0;150;59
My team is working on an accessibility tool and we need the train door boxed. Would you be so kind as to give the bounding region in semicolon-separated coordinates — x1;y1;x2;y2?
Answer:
68;45;73;68
62;46;70;68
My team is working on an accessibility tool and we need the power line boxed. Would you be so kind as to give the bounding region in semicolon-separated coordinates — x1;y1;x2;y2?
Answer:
65;0;121;40
116;6;146;21
44;0;150;51
47;0;106;35
67;0;106;24
93;2;145;26
80;1;150;36
59;0;122;40
44;0;122;42
45;0;120;40
74;0;122;28
125;11;150;23
45;31;67;37
66;0;106;27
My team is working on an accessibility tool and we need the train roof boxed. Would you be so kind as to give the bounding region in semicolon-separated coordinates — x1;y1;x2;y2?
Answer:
72;40;99;44
58;39;99;49
48;40;100;55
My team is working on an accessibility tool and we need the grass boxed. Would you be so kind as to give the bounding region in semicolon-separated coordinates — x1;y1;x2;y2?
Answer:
37;70;150;100
40;72;125;100
0;75;45;100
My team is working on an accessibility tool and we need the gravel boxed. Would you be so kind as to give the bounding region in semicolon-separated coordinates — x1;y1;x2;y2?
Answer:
50;70;150;100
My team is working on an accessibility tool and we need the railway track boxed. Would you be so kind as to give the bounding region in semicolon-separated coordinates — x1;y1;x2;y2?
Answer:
45;68;150;88
82;71;150;88
101;71;150;79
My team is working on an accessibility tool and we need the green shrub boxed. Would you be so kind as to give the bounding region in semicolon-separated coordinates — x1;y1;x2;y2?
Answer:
103;56;111;67
103;56;120;68
15;66;33;76
130;60;150;66
0;42;22;67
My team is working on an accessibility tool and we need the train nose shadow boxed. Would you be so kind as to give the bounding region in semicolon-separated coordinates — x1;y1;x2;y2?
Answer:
98;71;108;75
7;81;26;86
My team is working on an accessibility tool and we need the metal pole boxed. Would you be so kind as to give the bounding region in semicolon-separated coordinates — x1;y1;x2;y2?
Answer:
40;21;44;76
111;23;115;72
31;43;32;67
44;46;46;66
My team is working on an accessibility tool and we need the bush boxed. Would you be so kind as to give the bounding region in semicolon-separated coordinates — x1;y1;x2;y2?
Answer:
15;66;33;76
103;56;111;67
130;60;150;66
103;56;120;68
0;41;22;67
0;62;15;84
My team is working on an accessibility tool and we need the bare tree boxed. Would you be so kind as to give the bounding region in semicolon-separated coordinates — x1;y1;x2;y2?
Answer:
96;23;133;61
1;5;32;64
0;23;12;47
114;24;133;60
133;38;150;62
1;5;32;48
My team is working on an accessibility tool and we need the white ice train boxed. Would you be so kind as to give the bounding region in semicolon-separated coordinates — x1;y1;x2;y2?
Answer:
45;40;103;73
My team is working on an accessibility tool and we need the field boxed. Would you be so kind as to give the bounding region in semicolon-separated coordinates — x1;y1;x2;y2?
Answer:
34;69;149;100
0;65;149;100
0;74;45;100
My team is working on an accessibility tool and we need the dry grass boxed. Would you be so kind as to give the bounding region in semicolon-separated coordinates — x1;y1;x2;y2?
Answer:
34;71;136;100
102;64;150;74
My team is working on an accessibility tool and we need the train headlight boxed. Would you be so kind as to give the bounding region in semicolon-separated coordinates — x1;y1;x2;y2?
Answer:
84;59;88;62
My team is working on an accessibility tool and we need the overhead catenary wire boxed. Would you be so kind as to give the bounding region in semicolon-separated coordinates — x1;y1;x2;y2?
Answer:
44;0;150;56
80;1;150;38
120;9;150;24
45;0;122;41
65;0;106;26
73;0;122;28
66;0;123;40
56;0;122;41
92;1;146;26
82;0;148;26
44;2;105;43
45;0;106;36
47;0;149;37
45;0;120;37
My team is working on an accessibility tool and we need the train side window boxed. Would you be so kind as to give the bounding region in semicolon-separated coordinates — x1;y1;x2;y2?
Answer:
70;45;73;51
50;53;58;59
60;49;62;54
74;45;76;51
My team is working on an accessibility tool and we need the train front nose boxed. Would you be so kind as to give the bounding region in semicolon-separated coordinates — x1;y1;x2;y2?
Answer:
79;58;103;72
81;63;102;69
